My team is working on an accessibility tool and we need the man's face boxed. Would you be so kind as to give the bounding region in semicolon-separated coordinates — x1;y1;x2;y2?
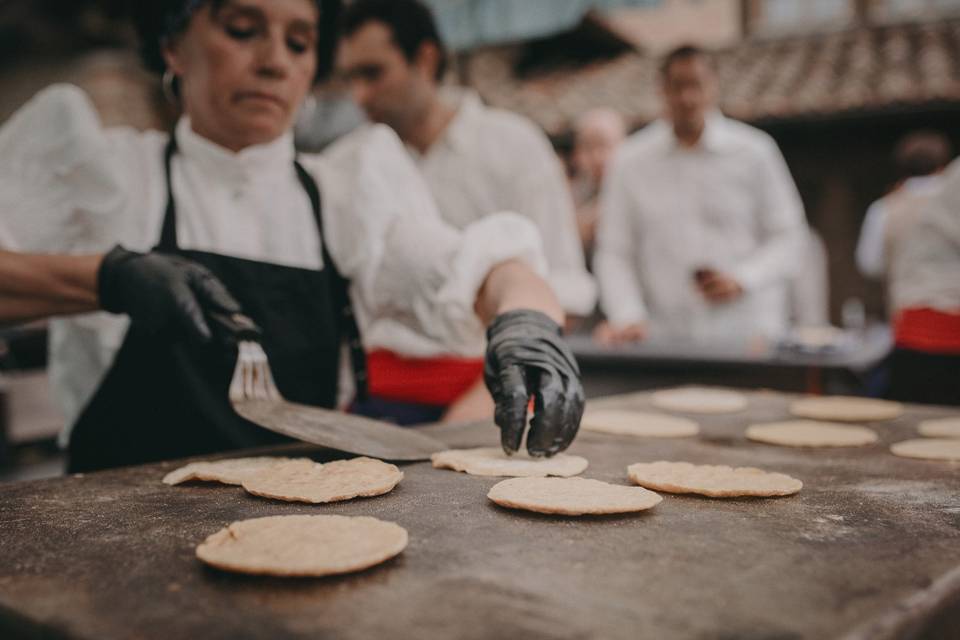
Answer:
337;21;433;132
661;56;716;139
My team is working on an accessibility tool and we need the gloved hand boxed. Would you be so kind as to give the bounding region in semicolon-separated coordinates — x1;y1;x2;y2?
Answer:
484;309;584;457
97;245;258;343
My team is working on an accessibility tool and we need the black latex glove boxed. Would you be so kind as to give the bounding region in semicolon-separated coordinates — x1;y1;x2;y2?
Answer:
97;245;257;343
484;309;585;457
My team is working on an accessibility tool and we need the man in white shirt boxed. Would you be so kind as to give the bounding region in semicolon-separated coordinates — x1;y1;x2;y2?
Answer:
856;131;951;290
335;0;595;422
593;45;806;344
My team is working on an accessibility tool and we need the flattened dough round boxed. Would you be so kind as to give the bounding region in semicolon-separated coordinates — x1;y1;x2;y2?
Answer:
488;477;662;515
431;447;587;477
581;409;699;438
891;439;960;462
746;420;878;447
789;396;903;422
196;515;407;577
918;417;960;439
627;461;802;497
162;457;310;486
242;457;403;504
650;388;748;414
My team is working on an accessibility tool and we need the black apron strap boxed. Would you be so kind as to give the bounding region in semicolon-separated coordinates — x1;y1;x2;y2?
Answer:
155;130;367;401
294;159;369;402
157;135;179;252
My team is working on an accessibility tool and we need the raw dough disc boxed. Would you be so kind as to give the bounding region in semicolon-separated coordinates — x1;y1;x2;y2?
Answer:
918;417;960;439
627;461;802;497
650;388;748;414
431;447;588;477
196;515;408;577
890;439;960;462
581;409;699;438
746;420;878;447
487;477;662;515
242;457;403;504
789;396;903;422
162;457;310;486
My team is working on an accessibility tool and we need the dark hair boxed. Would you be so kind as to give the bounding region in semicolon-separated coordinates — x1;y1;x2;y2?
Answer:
339;0;448;82
660;44;713;78
134;0;342;81
894;131;953;180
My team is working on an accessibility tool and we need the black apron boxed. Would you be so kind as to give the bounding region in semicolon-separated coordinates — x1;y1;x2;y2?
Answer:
68;135;366;472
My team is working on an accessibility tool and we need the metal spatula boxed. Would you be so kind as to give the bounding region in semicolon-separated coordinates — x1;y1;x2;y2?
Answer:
227;339;446;461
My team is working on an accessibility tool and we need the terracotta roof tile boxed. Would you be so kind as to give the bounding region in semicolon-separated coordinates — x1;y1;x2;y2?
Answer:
468;19;960;134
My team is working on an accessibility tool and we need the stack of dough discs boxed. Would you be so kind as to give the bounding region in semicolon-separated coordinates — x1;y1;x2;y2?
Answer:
918;417;960;438
627;461;802;497
789;396;903;422
241;457;403;504
746;420;878;448
581;409;699;438
431;447;588;477
650;388;748;414
891;439;960;462
487;477;662;515
196;515;408;577
162;456;311;486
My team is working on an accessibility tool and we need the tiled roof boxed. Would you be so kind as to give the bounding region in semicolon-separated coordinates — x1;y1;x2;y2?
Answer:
467;18;960;134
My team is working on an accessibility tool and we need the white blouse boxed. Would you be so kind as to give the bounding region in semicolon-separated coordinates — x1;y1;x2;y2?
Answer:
406;90;597;317
0;85;546;435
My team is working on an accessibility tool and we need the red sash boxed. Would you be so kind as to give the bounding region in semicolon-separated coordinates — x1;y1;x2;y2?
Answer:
366;350;485;406
894;307;960;354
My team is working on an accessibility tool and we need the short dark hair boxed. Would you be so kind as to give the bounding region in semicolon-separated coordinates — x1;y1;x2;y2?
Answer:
894;131;953;180
339;0;448;82
660;44;713;78
134;0;342;82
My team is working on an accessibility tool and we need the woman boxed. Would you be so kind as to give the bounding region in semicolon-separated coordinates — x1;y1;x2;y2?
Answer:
0;0;583;471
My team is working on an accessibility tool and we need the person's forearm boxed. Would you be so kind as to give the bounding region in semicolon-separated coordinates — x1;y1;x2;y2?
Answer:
475;259;564;326
0;251;102;325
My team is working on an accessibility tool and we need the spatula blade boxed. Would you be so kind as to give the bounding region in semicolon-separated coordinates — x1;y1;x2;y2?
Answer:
233;399;447;461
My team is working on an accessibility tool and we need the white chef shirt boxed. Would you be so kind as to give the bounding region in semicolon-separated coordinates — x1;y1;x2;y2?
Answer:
594;111;806;341
404;89;597;322
856;175;943;280
0;84;546;437
891;159;960;313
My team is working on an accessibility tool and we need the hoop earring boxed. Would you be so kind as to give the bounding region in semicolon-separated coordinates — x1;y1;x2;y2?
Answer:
162;69;179;105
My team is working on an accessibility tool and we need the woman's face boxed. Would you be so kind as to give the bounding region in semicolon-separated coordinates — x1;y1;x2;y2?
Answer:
164;0;319;151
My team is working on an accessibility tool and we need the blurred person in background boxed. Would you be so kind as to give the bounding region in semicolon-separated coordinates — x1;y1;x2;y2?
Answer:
593;44;806;346
856;131;952;309
570;108;627;266
336;0;595;424
886;157;960;405
0;0;585;470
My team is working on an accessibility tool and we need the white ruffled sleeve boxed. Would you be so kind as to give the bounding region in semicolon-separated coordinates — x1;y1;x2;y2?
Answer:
304;124;547;357
0;84;140;254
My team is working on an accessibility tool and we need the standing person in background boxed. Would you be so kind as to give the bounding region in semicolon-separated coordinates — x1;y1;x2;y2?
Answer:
856;131;952;305
570;108;627;266
336;0;595;424
887;157;960;405
593;45;806;346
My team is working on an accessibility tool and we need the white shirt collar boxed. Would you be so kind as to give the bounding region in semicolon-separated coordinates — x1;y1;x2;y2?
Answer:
902;174;943;195
655;110;733;154
175;116;296;183
406;88;483;159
